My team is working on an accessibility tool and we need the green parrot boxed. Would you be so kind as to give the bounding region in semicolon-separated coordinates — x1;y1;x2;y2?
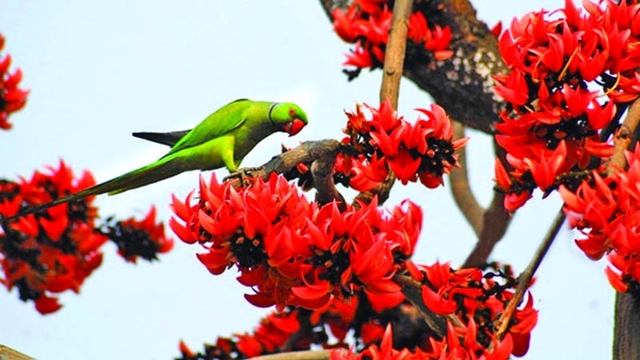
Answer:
4;99;308;221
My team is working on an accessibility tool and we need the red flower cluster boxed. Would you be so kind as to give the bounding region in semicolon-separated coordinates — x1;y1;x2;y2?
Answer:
178;264;537;360
0;161;172;314
395;261;537;359
0;33;29;130
102;206;173;263
334;321;516;360
338;100;468;191
171;173;539;358
493;0;640;211
179;310;303;359
170;173;421;311
560;145;640;293
332;0;452;76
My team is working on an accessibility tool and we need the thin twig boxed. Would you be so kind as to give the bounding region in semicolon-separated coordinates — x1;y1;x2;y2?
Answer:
495;210;565;339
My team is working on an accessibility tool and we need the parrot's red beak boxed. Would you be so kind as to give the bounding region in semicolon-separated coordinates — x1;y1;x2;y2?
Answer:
285;118;306;137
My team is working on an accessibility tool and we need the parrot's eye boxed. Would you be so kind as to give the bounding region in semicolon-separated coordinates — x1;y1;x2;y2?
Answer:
288;108;296;117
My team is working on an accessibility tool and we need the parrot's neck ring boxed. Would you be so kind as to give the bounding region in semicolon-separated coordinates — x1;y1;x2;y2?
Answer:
267;102;280;128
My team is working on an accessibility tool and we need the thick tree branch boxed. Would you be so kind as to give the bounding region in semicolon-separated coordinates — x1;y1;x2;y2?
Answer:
608;99;640;176
232;140;343;205
320;0;508;134
311;154;344;205
614;293;640;360
611;98;640;360
405;0;506;133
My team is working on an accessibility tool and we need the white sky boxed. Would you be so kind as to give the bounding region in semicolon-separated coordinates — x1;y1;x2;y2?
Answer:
1;1;613;359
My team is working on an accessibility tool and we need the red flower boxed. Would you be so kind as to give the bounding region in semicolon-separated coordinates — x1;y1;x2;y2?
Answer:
493;0;640;211
493;70;529;107
409;262;537;357
359;324;411;360
344;42;373;69
341;100;467;190
172;173;423;311
0;161;172;314
560;145;640;292
104;206;174;263
0;33;29;130
408;12;428;44
332;6;360;43
332;4;452;74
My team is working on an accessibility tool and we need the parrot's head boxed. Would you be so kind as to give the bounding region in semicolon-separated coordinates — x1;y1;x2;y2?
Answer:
268;102;308;137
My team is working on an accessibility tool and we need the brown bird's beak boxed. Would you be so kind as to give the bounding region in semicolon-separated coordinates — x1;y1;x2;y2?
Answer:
284;118;306;137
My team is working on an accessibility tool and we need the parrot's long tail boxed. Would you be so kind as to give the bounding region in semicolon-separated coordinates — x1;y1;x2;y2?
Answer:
132;130;190;147
2;155;191;222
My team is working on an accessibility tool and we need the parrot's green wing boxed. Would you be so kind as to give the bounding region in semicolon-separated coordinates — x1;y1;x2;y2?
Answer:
162;98;250;158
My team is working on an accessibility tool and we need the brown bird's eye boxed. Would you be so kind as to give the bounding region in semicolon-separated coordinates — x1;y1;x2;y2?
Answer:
288;108;296;117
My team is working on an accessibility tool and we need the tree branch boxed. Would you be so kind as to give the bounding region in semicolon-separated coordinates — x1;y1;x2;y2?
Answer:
251;350;331;360
353;0;413;207
449;121;483;235
495;210;564;339
394;274;448;338
232;140;343;205
462;141;512;268
0;345;34;360
320;0;508;134
614;292;640;360
610;97;640;360
462;192;511;268
404;0;506;134
379;0;413;109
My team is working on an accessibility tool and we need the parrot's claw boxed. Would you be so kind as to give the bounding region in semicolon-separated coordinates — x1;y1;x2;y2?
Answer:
224;167;262;187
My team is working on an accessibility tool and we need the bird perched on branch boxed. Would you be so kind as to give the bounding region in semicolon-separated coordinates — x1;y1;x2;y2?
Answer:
3;99;308;221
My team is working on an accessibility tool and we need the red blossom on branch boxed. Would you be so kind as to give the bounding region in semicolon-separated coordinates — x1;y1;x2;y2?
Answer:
405;261;537;358
339;100;468;190
171;171;538;358
171;173;421;311
560;145;640;293
332;1;453;79
0;161;172;314
492;0;640;211
0;33;29;130
179;310;304;359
